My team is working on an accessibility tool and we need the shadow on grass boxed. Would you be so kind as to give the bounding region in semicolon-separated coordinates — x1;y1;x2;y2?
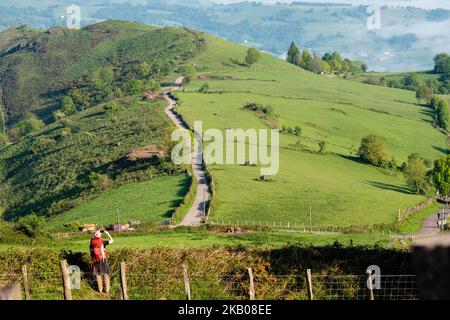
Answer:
432;145;450;155
367;181;414;195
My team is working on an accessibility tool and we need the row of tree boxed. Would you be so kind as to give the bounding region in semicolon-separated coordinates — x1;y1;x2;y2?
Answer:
286;42;367;75
358;134;449;195
415;86;449;130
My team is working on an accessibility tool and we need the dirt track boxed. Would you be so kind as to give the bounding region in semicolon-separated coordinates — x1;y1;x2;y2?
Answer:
163;77;210;227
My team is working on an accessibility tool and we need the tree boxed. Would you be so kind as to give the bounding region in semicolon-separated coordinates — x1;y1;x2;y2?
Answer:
69;88;90;110
415;85;434;104
181;64;197;84
436;99;449;129
300;50;313;70
91;66;114;90
124;79;144;95
403;153;428;194
16;115;45;136
402;73;420;90
431;155;450;195
286;42;301;65
434;53;450;74
61;96;76;116
137;61;151;78
245;48;261;66
358;134;388;166
146;79;160;92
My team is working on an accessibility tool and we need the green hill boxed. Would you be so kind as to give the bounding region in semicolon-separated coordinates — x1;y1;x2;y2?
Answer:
0;21;202;222
0;20;203;127
0;21;447;233
175;35;449;228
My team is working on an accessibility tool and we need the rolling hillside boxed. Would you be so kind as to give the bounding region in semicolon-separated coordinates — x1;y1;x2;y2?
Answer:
0;21;201;223
0;20;447;233
175;35;449;228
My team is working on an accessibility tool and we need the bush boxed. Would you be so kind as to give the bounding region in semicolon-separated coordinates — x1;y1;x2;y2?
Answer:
124;79;144;95
358;134;388;166
15;213;46;238
103;102;119;114
32;137;56;154
199;82;210;93
0;133;9;146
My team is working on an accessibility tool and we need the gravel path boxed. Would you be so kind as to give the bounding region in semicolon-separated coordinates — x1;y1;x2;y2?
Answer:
163;77;210;227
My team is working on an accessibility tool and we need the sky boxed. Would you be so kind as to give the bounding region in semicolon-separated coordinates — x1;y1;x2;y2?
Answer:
210;0;450;10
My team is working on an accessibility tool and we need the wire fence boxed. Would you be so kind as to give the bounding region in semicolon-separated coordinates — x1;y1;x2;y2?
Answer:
0;267;418;300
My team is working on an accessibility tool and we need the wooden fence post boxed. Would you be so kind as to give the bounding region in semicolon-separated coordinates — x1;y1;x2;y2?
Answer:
22;264;30;300
59;260;72;300
120;262;129;300
247;268;255;300
306;269;314;300
367;271;375;301
182;262;191;300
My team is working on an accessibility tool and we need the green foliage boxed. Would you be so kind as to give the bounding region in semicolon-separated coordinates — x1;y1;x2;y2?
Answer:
402;153;429;194
91;66;115;90
286;41;301;66
0;133;8;146
431;155;450;195
245;48;261;66
434;53;450;74
181;64;197;84
435;99;449;129
12;114;45;139
15;213;46;238
401;73;421;90
358;134;388;167
199;82;210;93
137;61;151;78
145;79;160;92
243;102;274;116
124;79;144;95
415;85;433;104
103;102;119;114
61;96;76;116
0;97;175;220
32;137;56;154
69;88;91;111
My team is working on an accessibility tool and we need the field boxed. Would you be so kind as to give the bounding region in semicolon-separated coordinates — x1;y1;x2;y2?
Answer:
47;174;190;230
175;35;448;228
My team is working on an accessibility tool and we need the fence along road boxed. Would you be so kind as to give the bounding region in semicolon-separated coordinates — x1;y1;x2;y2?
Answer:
163;77;210;227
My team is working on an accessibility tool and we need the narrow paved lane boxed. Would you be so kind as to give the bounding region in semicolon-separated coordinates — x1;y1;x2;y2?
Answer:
163;77;211;227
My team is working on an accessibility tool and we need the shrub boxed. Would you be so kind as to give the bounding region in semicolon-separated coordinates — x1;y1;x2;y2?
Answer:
103;102;119;114
32;137;56;154
199;82;210;93
124;79;144;95
61;96;77;116
0;133;9;146
318;141;327;154
402;153;429;194
15;213;46;238
358;134;388;166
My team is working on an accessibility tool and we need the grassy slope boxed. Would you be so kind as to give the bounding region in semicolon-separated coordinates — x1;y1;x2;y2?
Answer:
0;95;174;220
47;174;190;229
0;21;200;124
176;35;447;227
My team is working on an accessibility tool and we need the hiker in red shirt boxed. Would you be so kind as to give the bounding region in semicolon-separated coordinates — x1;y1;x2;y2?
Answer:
90;230;114;293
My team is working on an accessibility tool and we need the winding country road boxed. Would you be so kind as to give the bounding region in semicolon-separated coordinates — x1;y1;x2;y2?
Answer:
163;77;211;227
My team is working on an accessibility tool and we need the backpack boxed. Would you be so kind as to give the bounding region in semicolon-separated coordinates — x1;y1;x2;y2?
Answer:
90;237;105;262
